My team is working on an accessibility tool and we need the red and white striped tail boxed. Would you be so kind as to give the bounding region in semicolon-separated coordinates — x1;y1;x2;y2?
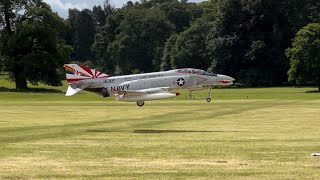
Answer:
64;64;110;83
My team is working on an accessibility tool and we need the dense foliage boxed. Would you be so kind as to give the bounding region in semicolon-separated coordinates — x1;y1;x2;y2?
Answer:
0;0;72;89
1;0;320;89
286;23;320;91
92;0;319;86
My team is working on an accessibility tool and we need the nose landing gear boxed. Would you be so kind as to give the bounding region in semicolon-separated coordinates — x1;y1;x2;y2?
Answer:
188;86;212;102
206;86;212;103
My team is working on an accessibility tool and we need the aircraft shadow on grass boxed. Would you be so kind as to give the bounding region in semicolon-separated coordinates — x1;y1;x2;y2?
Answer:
86;129;246;134
133;129;244;133
305;90;320;93
0;87;63;93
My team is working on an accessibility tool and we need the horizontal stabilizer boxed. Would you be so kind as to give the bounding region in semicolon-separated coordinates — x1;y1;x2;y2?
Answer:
65;84;89;96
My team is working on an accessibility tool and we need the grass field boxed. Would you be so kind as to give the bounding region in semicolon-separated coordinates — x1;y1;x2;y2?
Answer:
0;77;320;179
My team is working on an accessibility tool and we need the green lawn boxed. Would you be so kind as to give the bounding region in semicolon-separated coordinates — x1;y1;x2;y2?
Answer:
0;78;319;179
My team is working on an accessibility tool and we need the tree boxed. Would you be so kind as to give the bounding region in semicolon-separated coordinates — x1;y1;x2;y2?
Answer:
171;21;211;69
92;9;124;74
205;0;293;86
160;34;178;70
66;9;96;62
93;6;174;74
287;0;320;34
93;0;205;74
92;5;107;30
110;8;174;74
286;23;320;91
0;0;72;90
65;1;115;65
138;0;203;32
158;0;203;32
92;0;115;31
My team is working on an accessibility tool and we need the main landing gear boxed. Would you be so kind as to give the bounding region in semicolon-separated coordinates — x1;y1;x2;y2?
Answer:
136;101;145;107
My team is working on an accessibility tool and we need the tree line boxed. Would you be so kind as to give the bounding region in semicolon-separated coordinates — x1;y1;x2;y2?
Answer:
1;0;320;90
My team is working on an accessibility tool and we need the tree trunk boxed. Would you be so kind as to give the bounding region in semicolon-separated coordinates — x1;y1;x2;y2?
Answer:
4;1;13;35
14;71;28;90
4;1;26;90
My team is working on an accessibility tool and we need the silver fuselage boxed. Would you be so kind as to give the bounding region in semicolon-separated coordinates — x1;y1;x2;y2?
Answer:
72;69;234;94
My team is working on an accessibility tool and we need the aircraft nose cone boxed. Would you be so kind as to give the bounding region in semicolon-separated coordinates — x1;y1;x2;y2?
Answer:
217;74;235;85
228;76;235;82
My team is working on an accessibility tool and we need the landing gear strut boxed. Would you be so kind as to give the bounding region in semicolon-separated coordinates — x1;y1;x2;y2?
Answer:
188;86;212;102
206;86;212;102
189;90;193;99
136;101;145;107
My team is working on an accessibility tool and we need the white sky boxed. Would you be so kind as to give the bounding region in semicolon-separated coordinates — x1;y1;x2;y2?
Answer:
43;0;207;18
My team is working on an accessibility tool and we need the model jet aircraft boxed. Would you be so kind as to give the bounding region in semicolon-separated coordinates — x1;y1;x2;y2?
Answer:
64;64;234;106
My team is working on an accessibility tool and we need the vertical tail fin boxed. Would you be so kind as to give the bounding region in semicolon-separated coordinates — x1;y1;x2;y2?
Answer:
64;64;110;83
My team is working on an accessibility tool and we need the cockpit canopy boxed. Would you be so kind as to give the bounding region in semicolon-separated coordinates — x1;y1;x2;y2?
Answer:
176;68;217;76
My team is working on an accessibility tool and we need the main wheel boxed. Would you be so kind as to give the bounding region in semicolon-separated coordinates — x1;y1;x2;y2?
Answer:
136;101;145;107
102;88;109;97
206;98;211;102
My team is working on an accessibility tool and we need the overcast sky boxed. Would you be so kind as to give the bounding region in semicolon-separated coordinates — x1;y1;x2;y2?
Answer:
43;0;207;18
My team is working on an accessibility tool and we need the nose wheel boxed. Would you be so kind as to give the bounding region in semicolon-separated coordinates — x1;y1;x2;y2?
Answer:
136;101;145;107
207;86;212;103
